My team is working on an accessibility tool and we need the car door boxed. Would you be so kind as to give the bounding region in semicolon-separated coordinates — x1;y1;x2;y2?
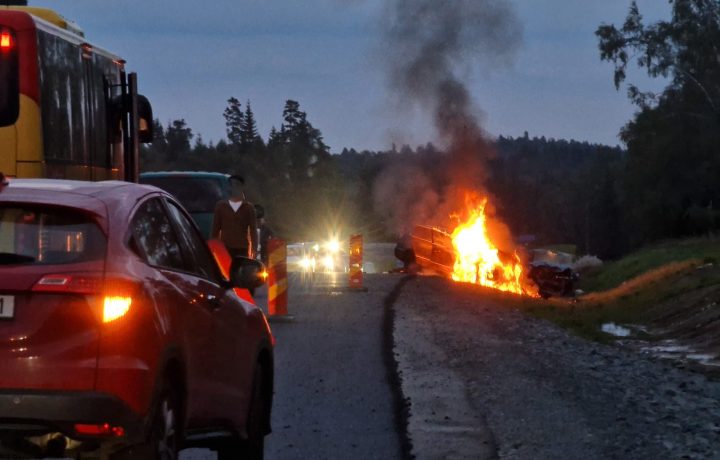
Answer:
128;197;219;425
163;198;252;420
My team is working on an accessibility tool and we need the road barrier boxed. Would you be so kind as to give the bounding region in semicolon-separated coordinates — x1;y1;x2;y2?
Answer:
348;234;364;289
268;238;289;317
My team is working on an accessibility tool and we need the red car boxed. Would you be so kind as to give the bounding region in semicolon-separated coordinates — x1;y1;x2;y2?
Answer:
0;178;274;460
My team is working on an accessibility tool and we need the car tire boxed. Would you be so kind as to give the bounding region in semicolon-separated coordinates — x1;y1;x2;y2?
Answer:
108;382;180;460
216;364;266;460
149;383;180;460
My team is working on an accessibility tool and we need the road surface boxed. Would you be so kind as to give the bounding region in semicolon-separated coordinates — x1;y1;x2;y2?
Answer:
182;270;404;460
166;268;720;459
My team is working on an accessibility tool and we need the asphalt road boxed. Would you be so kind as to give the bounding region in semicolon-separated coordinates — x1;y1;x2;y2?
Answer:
182;270;404;460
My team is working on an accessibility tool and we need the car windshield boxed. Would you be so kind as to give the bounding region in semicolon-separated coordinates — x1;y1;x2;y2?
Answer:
0;205;105;265
141;177;226;213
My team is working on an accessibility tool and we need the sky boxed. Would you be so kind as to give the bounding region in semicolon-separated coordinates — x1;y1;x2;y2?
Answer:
32;0;672;152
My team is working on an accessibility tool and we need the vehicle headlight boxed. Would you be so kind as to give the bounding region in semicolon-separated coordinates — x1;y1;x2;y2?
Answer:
326;239;341;254
300;256;315;271
322;255;335;271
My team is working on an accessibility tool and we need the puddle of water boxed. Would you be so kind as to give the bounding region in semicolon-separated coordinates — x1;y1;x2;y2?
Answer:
639;340;720;367
645;343;691;354
686;353;718;365
601;323;632;337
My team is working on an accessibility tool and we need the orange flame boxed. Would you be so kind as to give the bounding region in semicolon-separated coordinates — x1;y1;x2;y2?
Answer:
450;196;532;296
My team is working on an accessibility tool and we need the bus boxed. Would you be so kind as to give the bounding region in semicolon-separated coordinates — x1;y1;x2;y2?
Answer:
0;7;152;182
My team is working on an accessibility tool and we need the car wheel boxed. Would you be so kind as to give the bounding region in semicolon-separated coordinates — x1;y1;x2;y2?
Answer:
217;365;266;460
109;383;180;460
150;385;180;460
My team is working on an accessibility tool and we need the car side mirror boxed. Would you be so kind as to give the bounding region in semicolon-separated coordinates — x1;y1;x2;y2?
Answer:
108;93;153;144
137;94;153;143
231;257;267;289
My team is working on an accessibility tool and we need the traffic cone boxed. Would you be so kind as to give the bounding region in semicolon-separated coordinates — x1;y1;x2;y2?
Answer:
348;234;367;291
267;238;293;321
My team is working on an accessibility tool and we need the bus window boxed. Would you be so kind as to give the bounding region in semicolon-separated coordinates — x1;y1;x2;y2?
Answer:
0;27;19;127
37;28;88;163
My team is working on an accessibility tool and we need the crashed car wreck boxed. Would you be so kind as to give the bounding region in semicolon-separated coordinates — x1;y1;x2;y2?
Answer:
527;249;579;299
400;225;579;298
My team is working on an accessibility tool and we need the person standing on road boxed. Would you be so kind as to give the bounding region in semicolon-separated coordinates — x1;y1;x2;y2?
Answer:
211;175;258;259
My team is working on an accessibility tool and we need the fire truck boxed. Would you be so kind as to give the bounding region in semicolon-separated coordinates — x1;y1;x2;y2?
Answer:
0;6;152;182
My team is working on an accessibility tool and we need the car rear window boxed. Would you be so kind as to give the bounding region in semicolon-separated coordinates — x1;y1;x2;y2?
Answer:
0;205;105;265
140;176;226;213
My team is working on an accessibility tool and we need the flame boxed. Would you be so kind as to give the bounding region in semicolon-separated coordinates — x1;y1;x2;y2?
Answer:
450;196;532;296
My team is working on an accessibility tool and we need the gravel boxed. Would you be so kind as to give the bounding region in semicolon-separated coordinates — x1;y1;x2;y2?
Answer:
393;275;720;460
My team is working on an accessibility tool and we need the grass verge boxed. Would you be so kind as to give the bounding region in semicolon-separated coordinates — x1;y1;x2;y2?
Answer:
516;237;720;343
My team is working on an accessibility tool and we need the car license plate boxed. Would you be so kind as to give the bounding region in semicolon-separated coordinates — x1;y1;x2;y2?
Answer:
0;295;15;319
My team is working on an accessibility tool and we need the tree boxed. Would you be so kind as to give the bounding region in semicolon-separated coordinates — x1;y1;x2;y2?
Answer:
596;0;720;244
241;101;264;153
150;118;167;156
597;0;720;114
267;126;283;151
223;97;244;147
281;100;330;183
165;119;193;161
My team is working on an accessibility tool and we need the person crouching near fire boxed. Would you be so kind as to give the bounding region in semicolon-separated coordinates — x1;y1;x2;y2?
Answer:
211;174;258;259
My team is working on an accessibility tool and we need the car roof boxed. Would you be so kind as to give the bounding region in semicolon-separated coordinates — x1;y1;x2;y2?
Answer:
139;171;231;179
0;179;165;232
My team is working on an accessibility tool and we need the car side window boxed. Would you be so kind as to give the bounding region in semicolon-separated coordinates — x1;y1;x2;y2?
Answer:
130;198;185;271
165;199;221;281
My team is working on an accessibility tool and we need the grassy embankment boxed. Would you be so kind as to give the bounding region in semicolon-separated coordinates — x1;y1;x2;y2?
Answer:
519;238;720;343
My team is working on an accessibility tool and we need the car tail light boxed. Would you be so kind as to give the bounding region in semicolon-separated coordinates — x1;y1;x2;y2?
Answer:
102;296;132;323
0;28;14;50
33;274;103;295
33;273;140;323
74;423;125;437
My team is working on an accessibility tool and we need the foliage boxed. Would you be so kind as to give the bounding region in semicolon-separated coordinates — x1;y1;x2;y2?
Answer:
164;119;193;161
596;0;720;246
223;97;243;147
491;134;626;258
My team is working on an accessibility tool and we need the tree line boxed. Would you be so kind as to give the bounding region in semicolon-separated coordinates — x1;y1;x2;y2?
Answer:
141;0;720;259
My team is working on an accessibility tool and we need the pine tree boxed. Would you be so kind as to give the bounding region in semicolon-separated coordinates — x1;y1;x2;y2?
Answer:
223;97;244;147
165;119;193;161
281;100;330;183
150;118;167;156
267;126;285;151
240;100;261;153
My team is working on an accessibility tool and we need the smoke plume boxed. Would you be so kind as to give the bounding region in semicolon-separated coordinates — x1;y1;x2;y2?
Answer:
373;0;522;240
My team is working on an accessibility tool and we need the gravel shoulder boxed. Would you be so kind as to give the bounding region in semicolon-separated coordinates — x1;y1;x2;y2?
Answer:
393;275;720;460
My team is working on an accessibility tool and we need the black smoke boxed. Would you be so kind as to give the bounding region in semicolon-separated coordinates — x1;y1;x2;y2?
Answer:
374;0;522;240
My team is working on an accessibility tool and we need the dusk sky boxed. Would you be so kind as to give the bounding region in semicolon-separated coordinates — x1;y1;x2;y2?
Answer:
33;1;671;152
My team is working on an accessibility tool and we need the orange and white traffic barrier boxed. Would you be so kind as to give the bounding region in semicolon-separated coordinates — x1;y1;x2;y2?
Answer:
267;238;289;317
348;234;363;290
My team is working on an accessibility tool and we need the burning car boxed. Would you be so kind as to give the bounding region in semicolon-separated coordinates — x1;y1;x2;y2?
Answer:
527;249;579;299
410;194;535;296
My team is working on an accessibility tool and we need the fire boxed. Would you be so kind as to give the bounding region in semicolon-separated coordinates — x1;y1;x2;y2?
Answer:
450;196;531;296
